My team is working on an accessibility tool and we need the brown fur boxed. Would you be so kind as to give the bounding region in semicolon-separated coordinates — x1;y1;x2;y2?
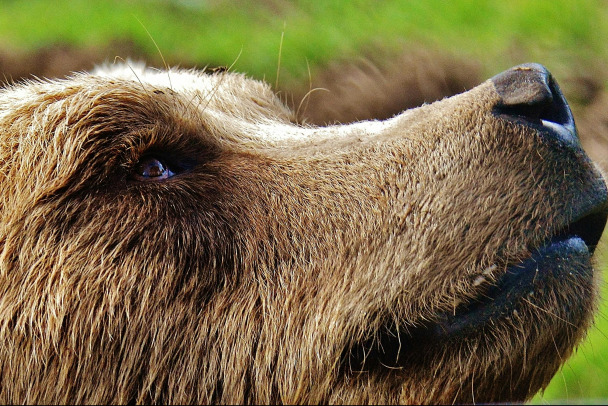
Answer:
0;64;604;404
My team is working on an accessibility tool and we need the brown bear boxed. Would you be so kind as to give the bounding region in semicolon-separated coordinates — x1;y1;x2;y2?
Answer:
0;62;605;404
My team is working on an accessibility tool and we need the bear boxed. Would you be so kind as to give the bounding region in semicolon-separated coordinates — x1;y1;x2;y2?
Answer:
0;62;605;404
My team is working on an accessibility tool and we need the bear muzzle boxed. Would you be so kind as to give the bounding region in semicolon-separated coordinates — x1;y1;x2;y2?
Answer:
424;64;608;338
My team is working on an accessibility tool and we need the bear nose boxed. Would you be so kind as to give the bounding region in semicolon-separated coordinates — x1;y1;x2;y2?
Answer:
491;63;578;148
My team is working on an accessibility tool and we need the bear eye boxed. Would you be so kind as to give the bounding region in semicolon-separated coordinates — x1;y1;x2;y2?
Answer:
133;157;175;180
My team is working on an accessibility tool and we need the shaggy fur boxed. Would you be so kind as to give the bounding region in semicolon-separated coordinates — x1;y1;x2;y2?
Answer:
0;63;604;404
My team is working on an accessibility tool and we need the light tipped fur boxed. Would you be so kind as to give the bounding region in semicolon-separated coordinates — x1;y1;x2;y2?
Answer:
0;63;603;404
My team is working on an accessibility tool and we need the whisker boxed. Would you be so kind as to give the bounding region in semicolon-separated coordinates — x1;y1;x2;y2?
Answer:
125;62;149;95
198;49;243;115
135;16;172;90
275;21;286;90
296;87;329;124
521;298;577;328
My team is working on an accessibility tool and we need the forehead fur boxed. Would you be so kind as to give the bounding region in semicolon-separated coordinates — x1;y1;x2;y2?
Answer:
0;63;295;146
93;62;294;121
1;62;406;154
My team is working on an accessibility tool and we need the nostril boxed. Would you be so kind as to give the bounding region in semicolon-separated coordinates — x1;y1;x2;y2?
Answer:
495;79;569;125
492;64;553;108
538;79;571;126
491;63;578;147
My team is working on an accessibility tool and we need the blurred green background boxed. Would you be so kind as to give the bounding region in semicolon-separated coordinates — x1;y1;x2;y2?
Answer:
1;0;607;89
1;0;607;403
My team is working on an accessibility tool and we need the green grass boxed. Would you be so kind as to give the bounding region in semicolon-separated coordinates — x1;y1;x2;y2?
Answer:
0;0;606;84
533;235;608;404
533;293;608;404
1;1;607;402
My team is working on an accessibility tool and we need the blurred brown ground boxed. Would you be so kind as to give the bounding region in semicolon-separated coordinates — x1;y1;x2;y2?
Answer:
1;43;606;170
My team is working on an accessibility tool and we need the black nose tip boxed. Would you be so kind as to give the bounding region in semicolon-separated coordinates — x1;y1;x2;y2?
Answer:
491;63;578;147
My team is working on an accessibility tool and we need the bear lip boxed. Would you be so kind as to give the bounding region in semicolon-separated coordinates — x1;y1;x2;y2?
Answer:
430;206;608;338
343;184;608;374
419;190;608;340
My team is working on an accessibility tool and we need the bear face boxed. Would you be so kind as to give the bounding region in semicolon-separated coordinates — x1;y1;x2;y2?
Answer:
0;63;605;404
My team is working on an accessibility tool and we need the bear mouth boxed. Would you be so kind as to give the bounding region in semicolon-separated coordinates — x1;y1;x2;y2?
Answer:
344;186;608;374
425;204;608;339
341;77;608;375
